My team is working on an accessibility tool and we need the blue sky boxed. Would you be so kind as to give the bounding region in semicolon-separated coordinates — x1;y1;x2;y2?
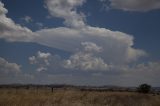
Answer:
0;0;160;86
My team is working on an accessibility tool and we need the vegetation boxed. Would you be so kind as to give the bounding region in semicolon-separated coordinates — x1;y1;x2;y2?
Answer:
137;84;151;93
0;87;160;106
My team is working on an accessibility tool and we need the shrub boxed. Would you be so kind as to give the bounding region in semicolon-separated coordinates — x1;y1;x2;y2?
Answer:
137;84;151;93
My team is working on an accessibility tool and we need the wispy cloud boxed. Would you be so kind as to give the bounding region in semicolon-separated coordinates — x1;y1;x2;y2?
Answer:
21;16;33;23
100;0;160;12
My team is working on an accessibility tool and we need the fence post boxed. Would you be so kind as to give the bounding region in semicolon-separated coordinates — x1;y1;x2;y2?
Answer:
51;87;53;93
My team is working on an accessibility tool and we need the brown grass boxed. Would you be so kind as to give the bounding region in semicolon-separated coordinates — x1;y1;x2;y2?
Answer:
0;88;160;106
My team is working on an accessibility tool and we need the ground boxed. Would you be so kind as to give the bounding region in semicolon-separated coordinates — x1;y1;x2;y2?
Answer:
0;88;160;106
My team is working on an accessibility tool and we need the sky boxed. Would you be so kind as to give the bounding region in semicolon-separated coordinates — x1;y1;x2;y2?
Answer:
0;0;160;86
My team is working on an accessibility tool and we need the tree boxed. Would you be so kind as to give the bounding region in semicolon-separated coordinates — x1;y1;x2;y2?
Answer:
137;84;151;93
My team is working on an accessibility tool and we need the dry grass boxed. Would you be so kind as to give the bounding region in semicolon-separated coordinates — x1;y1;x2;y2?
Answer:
0;88;160;106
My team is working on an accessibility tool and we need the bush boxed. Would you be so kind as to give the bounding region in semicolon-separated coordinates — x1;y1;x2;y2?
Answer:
137;84;151;93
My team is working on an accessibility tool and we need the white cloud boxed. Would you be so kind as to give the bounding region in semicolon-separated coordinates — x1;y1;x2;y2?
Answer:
116;61;160;86
0;1;37;42
62;41;146;71
29;46;109;71
21;16;33;23
0;1;8;14
45;0;86;28
36;22;44;29
130;61;160;72
0;1;146;64
0;1;147;70
81;42;102;52
29;51;64;72
126;48;147;61
64;52;109;71
37;67;48;72
108;0;160;12
29;51;52;67
21;16;44;29
36;26;146;64
63;42;109;71
0;1;159;85
0;57;21;74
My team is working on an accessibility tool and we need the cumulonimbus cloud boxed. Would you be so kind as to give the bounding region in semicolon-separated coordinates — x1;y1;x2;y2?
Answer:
36;26;147;64
1;0;160;85
36;0;147;64
0;0;147;70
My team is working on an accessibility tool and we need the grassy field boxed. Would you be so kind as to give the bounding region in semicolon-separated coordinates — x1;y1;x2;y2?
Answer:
0;88;160;106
